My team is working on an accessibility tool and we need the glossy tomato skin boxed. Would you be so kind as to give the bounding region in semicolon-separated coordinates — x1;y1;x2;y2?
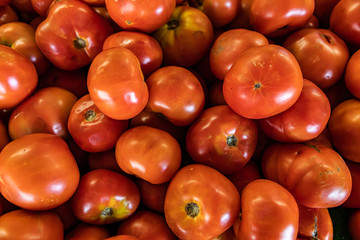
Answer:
115;125;181;184
117;210;177;240
343;161;360;208
0;133;80;210
259;79;331;142
345;49;360;99
262;141;352;208
223;44;303;119
35;0;113;70
209;28;269;80
0;45;37;109
164;164;240;240
0;209;64;240
68;94;129;153
106;0;175;33
0;22;50;75
0;5;19;26
71;169;140;225
65;223;111;240
88;47;148;120
103;31;163;77
283;28;349;89
330;0;360;49
328;99;360;163
8;87;77;140
146;66;205;126
153;5;214;68
185;105;258;175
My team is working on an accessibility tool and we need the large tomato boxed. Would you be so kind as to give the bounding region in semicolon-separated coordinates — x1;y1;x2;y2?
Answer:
0;133;80;210
87;47;148;120
262;141;352;208
164;164;240;240
223;44;303;119
345;49;360;99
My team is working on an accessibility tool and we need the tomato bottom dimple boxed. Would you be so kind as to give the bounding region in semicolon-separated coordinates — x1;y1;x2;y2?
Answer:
226;134;238;147
185;202;200;218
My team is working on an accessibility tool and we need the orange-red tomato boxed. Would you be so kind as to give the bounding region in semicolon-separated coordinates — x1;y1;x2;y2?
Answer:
88;150;123;173
0;133;80;210
105;236;140;240
65;223;111;240
345;49;360;99
136;178;168;213
0;5;19;25
343;161;360;208
227;160;262;194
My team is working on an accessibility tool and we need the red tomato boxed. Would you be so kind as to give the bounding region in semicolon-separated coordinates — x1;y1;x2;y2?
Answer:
68;94;128;153
330;0;360;49
0;133;80;210
185;105;258;175
87;47;148;120
136;178;168;213
164;164;240;240
146;66;205;126
209;28;269;80
211;228;237;240
115;125;181;184
35;0;113;70
314;0;340;27
262;141;352;208
0;45;37;109
208;80;227;106
0;5;19;25
343;161;360;208
283;28;349;89
88;150;123;173
52;200;79;231
71;169;140;225
349;209;360;240
8;87;77;140
0;209;64;240
259;79;331;142
0;118;9;152
31;0;53;16
328;99;360;163
105;236;140;240
117;210;177;240
223;44;303;119
103;31;163;77
227;160;261;194
105;0;176;33
65;223;111;240
345;49;360;99
153;5;214;67
236;179;299;240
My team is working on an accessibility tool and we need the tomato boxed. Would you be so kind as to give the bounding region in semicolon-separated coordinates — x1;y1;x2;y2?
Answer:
323;78;352;110
236;179;298;240
103;31;163;77
297;205;333;240
0;5;19;25
8;87;77;140
342;161;360;208
208;80;226;106
136;178;168;213
88;150;123;173
0;118;9;152
209;28;269;80
283;28;349;89
146;66;205;126
35;0;113;70
262;141;352;208
328;99;360;163
164;164;240;240
65;223;111;240
330;0;360;49
105;236;140;240
185;105;258;175
117;210;177;240
259;79;331;142
0;21;50;75
349;209;360;240
223;44;303;119
68;94;128;153
115;125;181;184
52;200;79;231
211;228;237;240
153;5;214;67
227;160;261;194
345;49;360;99
314;0;340;27
87;47;148;120
0;45;37;109
106;0;176;33
31;0;53;16
0;133;80;210
71;169;140;225
0;209;64;240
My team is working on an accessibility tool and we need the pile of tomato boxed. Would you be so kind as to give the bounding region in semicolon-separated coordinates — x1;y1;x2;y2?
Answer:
0;0;360;239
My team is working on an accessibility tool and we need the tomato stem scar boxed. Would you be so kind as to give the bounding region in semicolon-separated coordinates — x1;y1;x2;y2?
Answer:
101;207;113;216
227;135;238;147
85;109;96;122
185;202;199;218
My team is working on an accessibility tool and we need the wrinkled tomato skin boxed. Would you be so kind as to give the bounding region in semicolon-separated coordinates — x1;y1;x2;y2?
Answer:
345;49;360;99
65;223;111;240
185;105;258;175
8;87;77;140
164;164;240;240
262;141;352;208
0;133;80;211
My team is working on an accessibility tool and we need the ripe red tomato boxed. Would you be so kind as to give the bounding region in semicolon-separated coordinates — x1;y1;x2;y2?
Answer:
52;200;79;231
0;118;9;152
87;47;148;120
88;150;123;173
345;49;360;99
0;5;19;25
185;105;258;175
314;0;340;27
115;125;181;184
136;178;168;213
8;86;78;140
0;133;80;210
0;209;64;240
262;141;352;208
227;160;261;194
236;179;299;240
223;44;303;119
342;161;360;208
0;45;37;109
259;79;331;142
71;169;140;225
65;223;111;240
164;164;240;240
105;236;140;240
